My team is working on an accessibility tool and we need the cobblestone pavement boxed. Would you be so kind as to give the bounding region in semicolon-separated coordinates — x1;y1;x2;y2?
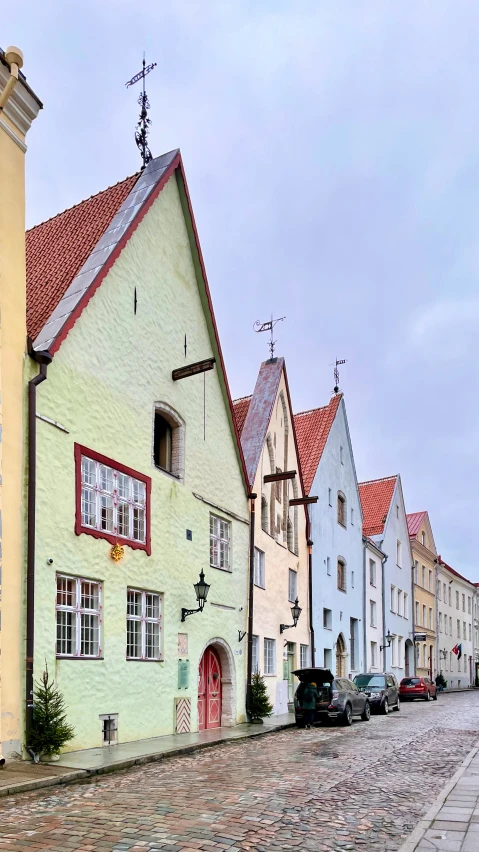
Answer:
0;693;478;852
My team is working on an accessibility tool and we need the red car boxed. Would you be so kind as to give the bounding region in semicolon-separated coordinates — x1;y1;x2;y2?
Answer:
399;676;437;701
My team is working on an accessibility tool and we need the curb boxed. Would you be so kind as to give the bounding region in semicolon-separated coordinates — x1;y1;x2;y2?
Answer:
0;721;296;798
396;739;479;852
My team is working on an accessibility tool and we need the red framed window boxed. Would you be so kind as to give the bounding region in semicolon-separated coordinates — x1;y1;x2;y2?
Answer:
74;444;151;554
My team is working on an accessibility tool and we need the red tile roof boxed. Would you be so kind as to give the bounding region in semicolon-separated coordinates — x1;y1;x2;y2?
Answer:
26;174;139;341
293;395;342;495
232;396;252;437
406;511;427;539
437;558;477;589
358;475;397;537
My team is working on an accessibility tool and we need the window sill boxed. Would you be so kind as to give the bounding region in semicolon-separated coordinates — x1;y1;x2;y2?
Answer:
210;564;232;573
153;464;183;484
254;583;265;590
337;587;347;594
323;626;332;631
263;673;276;677
56;655;104;661
126;657;164;662
337;521;347;529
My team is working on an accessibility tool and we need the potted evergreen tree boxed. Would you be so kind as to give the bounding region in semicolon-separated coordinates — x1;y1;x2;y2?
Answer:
436;672;447;691
29;666;74;761
249;671;273;723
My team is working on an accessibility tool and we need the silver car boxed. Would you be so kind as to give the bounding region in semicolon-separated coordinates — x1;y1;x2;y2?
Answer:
294;667;371;727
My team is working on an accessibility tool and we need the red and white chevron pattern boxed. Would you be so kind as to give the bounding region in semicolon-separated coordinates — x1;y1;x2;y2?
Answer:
176;698;191;733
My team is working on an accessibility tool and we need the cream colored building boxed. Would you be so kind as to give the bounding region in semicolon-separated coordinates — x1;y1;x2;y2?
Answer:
0;47;41;757
407;512;437;678
234;358;311;714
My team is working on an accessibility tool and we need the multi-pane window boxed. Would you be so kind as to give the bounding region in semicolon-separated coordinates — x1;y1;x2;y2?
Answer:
254;548;265;588
56;575;102;658
444;615;448;635
369;559;376;587
391;636;397;667
449;616;452;634
429;571;433;592
264;638;275;675
457;619;461;638
429;608;433;629
449;587;452;606
323;608;332;629
463;621;467;639
414;561;419;584
415;601;420;625
422;566;426;587
468;596;472;614
79;453;147;546
126;589;162;660
337;560;346;592
370;600;377;628
288;569;298;602
439;612;443;632
438;582;442;601
390;585;396;613
469;623;472;641
300;644;309;668
371;641;377;667
210;514;231;571
422;605;426;626
443;583;446;603
397;590;403;617
252;635;259;673
462;594;466;612
456;591;460;609
397;636;403;667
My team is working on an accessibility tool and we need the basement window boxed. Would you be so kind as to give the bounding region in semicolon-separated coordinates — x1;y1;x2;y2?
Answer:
100;713;118;746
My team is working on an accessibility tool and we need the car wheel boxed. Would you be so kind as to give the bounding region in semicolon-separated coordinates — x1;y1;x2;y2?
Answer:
425;691;431;701
393;697;400;711
433;691;438;701
361;701;370;722
382;698;389;715
342;704;353;726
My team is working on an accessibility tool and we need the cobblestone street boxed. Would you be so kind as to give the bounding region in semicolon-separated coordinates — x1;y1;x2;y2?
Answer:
0;693;478;852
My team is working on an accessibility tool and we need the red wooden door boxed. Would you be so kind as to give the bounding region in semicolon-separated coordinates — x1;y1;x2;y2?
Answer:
198;647;222;730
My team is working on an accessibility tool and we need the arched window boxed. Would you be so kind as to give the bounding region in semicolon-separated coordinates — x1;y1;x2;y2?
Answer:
261;495;269;533
337;558;346;592
337;492;346;526
153;403;185;481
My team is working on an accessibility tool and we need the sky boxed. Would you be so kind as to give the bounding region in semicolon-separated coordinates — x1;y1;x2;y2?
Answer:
4;1;479;579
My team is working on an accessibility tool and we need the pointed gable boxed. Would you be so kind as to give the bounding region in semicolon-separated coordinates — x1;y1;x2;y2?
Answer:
232;396;252;437
406;511;427;539
358;475;398;537
240;358;285;489
294;394;342;495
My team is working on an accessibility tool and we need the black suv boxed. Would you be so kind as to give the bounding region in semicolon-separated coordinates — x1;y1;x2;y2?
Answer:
353;672;400;714
293;667;370;727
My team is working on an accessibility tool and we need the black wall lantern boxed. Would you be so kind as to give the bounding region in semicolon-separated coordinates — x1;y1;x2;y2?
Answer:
280;598;302;634
181;569;210;622
380;629;393;652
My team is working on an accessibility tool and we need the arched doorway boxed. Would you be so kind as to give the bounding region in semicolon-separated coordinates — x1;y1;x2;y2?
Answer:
198;646;222;730
336;633;347;677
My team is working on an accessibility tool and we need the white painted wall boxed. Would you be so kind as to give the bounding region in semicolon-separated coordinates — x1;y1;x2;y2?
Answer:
309;399;364;677
364;538;384;672
436;567;476;687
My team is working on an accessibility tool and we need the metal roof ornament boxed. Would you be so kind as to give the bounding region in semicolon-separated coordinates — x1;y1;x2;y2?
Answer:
331;357;347;394
253;315;286;359
125;54;157;169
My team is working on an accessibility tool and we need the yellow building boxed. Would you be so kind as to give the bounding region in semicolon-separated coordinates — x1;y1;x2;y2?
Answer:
0;46;41;757
407;512;437;679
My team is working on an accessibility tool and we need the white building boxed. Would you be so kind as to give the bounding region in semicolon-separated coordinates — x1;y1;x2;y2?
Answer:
294;394;364;678
358;475;414;680
436;559;476;688
363;535;385;673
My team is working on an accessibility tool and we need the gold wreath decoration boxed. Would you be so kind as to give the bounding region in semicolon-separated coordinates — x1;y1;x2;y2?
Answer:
110;542;125;562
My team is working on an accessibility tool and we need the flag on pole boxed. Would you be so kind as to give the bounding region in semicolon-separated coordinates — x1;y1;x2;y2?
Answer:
452;644;459;656
458;643;463;660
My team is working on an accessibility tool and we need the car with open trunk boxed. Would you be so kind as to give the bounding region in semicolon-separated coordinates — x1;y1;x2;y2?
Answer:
293;667;370;727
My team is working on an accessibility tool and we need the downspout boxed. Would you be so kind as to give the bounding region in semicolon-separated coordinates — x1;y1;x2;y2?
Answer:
26;349;52;750
411;560;416;676
362;539;367;671
0;47;23;113
307;537;315;667
381;554;388;672
246;493;257;717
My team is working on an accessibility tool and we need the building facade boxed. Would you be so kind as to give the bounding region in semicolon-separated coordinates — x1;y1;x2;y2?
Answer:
25;152;250;751
359;475;414;680
363;535;385;673
0;46;41;758
233;358;311;714
436;560;476;688
407;512;437;678
295;394;364;678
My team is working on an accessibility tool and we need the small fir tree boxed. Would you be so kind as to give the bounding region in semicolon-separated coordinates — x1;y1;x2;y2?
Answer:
29;666;75;756
436;672;447;689
250;671;273;721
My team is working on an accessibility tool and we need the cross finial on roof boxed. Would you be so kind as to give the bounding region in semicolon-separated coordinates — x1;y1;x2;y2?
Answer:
125;53;157;169
330;357;347;394
253;315;285;359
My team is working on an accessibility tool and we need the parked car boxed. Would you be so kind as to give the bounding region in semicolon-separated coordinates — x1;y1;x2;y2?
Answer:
293;667;370;727
399;676;438;701
353;672;400;714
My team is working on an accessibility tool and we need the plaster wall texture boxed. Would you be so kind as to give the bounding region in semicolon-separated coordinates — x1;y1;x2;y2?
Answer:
0;71;40;756
28;172;249;751
251;373;310;714
411;520;437;678
308;399;364;677
436;566;475;687
364;539;384;672
372;479;414;680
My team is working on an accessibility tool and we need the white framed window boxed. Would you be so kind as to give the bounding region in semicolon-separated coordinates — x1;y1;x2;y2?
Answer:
369;559;376;587
438;583;442;601
126;589;162;660
300;644;309;668
414;560;419;584
252;635;259;673
444;615;448;635
391;636;397;667
351;570;355;589
421;531;426;546
396;540;402;567
449;616;452;634
429;608;433;629
328;487;332;506
397;590;403;617
210;514;231;571
264;638;276;675
457;619;461;638
462;594;466;612
79;453;147;547
456;590;460;609
323;608;332;630
370;600;377;628
429;571;433;592
463;621;467;639
415;601;420;625
422;644;426;668
449;586;452;606
468;596;472;614
404;593;409;619
422;565;426;587
288;569;298;602
326;556;331;576
254;548;265;588
443;583;447;603
469;623;472;641
422;605;426;626
397;636;403;666
371;641;377;667
390;585;396;613
56;575;102;658
439;612;443;632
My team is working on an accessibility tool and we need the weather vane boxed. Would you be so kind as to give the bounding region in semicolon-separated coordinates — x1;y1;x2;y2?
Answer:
330;358;347;394
125;54;157;169
253;315;286;359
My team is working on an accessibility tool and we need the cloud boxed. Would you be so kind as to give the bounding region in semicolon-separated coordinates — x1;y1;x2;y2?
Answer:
408;297;479;359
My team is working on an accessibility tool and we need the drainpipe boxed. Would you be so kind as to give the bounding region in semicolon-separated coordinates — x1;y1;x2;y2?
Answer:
0;46;23;113
307;537;315;667
381;554;388;671
362;540;367;670
26;349;52;746
411;561;416;676
246;493;257;717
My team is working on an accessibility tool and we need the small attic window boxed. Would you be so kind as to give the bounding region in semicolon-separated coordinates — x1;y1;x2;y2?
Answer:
421;531;426;546
154;414;172;471
153;404;185;482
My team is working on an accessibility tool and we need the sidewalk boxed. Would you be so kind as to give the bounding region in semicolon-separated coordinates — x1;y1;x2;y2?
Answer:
0;712;295;798
398;742;479;851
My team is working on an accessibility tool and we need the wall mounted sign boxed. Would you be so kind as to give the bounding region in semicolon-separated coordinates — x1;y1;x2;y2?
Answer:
178;659;190;690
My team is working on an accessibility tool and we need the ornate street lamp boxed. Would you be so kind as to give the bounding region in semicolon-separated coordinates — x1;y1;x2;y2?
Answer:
380;629;394;652
439;648;448;660
181;570;210;622
280;598;302;634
